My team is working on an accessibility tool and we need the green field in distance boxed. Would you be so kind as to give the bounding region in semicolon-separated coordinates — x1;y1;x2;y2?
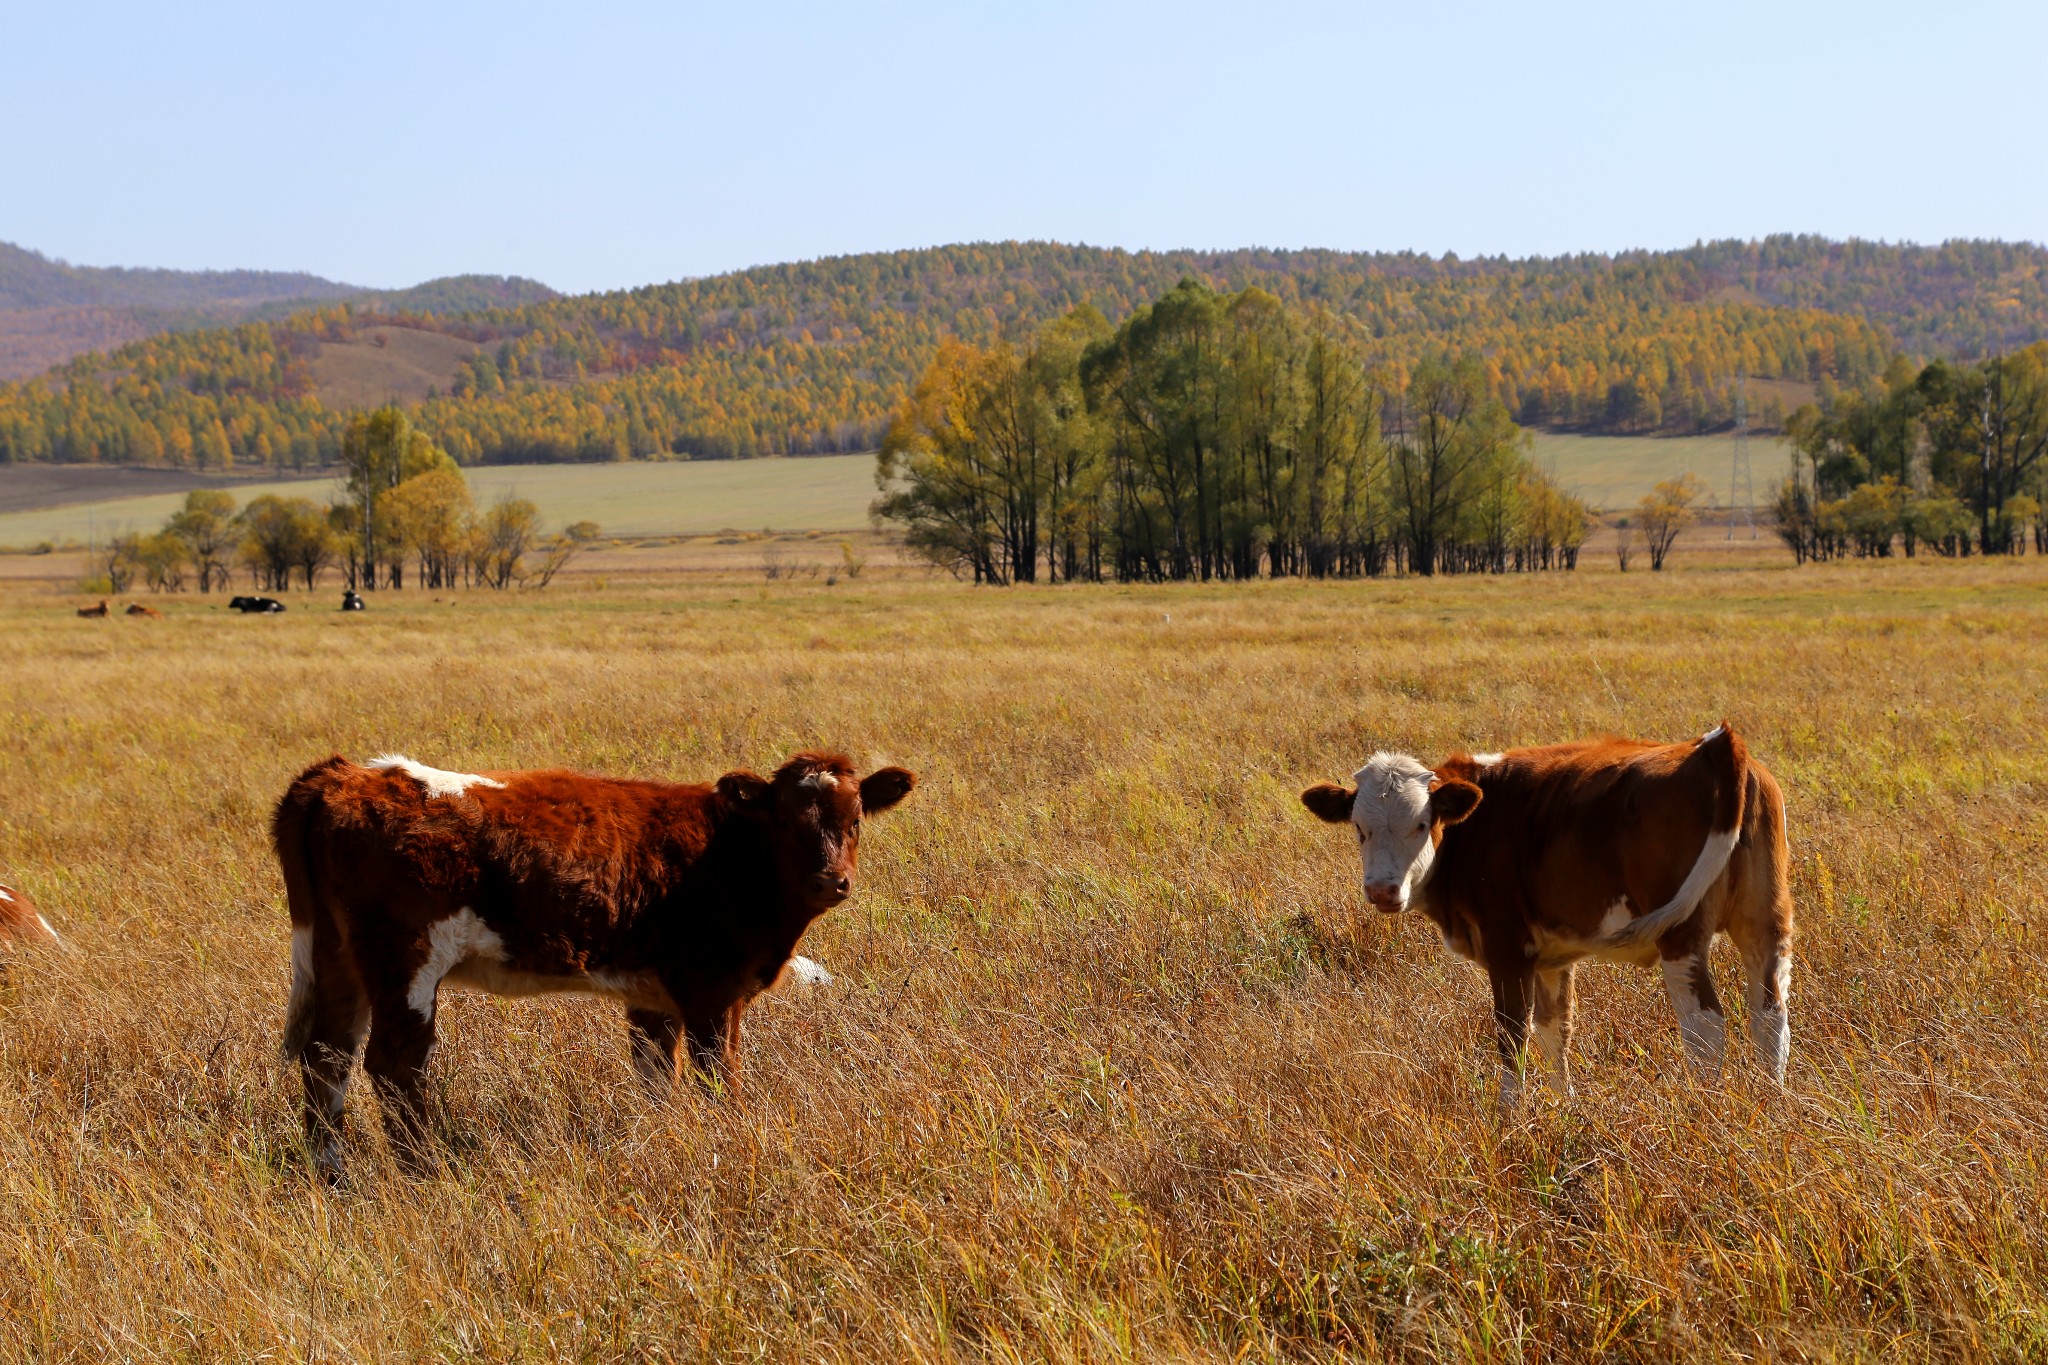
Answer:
0;432;1784;548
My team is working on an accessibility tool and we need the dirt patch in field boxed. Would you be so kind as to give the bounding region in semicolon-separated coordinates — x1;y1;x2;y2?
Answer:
0;463;332;516
310;325;483;408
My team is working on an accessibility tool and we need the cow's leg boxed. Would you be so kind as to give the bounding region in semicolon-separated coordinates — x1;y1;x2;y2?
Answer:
1659;945;1727;1072
1726;785;1795;1086
1531;963;1577;1093
299;939;369;1180
682;1001;743;1099
1488;964;1534;1108
359;947;443;1172
1736;935;1791;1085
626;1009;682;1094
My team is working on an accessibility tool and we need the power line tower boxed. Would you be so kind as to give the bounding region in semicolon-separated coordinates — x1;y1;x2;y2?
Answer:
1727;369;1757;539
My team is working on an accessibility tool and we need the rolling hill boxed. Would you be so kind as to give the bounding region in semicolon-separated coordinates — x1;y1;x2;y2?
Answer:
0;236;2040;475
0;241;556;380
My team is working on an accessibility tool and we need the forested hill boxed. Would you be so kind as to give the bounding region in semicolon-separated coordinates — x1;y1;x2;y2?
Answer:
0;241;558;381
2;237;2041;468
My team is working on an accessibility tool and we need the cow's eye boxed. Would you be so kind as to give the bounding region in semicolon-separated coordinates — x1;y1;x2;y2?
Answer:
1415;822;1428;834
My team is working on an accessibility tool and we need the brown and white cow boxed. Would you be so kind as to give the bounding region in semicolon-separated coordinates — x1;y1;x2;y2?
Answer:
0;880;62;960
273;750;915;1174
1302;725;1794;1100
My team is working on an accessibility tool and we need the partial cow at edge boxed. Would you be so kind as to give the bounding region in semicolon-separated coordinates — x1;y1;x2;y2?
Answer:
273;750;916;1176
0;880;63;966
1302;724;1793;1101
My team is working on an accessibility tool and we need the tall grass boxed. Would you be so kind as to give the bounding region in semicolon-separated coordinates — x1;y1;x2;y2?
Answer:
1;557;2044;1361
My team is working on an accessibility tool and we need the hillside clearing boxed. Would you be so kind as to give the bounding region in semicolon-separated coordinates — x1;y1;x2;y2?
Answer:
307;326;485;409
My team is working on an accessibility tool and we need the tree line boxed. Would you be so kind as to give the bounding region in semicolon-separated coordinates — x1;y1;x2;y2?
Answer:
1770;344;2048;562
0;241;1922;473
875;281;1596;583
90;408;598;595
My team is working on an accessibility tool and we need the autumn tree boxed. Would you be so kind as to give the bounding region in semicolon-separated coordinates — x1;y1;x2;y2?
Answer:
1637;474;1706;570
1386;357;1522;576
383;469;473;589
238;495;335;591
167;489;240;592
473;494;540;589
340;407;459;589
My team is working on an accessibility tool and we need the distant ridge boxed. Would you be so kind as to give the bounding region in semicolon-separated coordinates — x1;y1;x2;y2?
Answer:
0;241;360;311
0;241;556;378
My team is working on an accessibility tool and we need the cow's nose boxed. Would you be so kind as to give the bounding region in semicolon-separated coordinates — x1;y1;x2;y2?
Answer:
1364;884;1403;913
814;872;851;899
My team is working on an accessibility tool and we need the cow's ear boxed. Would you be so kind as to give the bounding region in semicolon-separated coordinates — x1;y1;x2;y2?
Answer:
859;766;916;815
1300;783;1357;823
716;770;773;815
1429;778;1482;826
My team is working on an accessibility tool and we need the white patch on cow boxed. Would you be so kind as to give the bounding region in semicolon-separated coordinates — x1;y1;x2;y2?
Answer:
1747;954;1792;1084
1661;956;1726;1067
1701;724;1726;743
0;887;12;902
368;754;506;800
799;770;839;791
286;929;317;1047
1472;752;1504;767
785;955;833;987
1597;899;1632;936
409;908;505;1020
1600;827;1740;949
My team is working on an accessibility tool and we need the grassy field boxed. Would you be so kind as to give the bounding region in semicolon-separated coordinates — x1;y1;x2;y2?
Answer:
1526;431;1790;510
0;454;881;548
0;431;1779;550
1;552;2043;1361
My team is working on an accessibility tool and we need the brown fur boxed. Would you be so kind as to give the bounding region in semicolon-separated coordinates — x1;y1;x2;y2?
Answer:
0;881;60;958
273;751;915;1175
125;603;162;618
76;600;108;618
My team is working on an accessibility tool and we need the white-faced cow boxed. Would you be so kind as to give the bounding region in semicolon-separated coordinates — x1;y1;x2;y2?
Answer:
274;750;915;1174
1302;725;1793;1100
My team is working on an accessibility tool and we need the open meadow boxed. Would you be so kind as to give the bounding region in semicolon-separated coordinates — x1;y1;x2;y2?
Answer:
2;552;2045;1361
0;431;1782;552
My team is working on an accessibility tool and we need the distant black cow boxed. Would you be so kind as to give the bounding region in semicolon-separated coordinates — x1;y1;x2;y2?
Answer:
341;591;365;612
230;596;287;614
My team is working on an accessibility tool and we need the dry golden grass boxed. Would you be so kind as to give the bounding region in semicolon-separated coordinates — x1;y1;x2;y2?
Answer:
308;327;486;410
2;553;2045;1361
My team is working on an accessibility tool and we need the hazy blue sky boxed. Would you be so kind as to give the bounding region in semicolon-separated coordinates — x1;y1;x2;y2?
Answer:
6;0;2041;295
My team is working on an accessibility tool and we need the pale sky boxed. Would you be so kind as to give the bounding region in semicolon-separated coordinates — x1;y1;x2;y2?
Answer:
6;0;2041;295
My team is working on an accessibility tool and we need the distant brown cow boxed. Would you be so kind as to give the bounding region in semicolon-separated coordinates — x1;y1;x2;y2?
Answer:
274;751;916;1175
0;881;62;959
77;600;108;618
1302;725;1793;1100
125;603;162;618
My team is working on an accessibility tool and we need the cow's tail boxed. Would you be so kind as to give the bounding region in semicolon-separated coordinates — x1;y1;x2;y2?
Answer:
1600;724;1750;951
274;757;346;1062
